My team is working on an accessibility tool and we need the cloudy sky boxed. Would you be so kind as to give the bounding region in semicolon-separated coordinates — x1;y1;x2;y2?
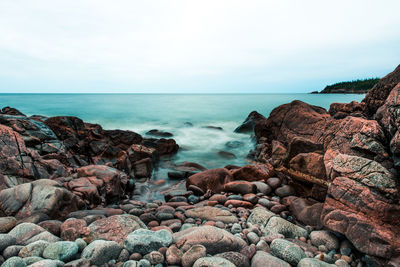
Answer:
1;0;399;93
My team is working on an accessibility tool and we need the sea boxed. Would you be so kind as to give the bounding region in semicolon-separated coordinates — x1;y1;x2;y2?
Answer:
0;93;364;199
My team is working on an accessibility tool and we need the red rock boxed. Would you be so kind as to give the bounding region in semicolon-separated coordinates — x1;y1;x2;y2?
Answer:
266;177;281;190
204;221;216;226
209;194;227;204
186;168;232;194
289;152;326;179
148;221;159;227
270;204;286;214
61;218;89;241
38;220;62;236
224;200;253;208
231;163;274;182
151;226;173;233
284;196;323;228
207;201;218;206
224;181;256;195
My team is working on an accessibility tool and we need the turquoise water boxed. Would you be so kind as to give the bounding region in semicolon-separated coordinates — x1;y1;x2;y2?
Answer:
0;93;364;169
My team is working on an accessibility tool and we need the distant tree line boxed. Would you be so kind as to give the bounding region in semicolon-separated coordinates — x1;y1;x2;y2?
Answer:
319;78;380;94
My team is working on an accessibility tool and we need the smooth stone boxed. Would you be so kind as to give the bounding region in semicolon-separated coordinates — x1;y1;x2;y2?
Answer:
193;256;236;267
275;185;296;197
143;251;164;265
18;240;49;258
137;259;151;267
251;251;290;267
264;216;308;238
266;178;281;190
231;223;242;234
74;238;87;252
125;229;173;255
0;217;17;233
64;259;91;267
270;239;306;266
27;259;63;267
185;206;238;224
23;256;43;265
8;223;60;245
42;241;79;262
252;182;272;195
247;232;260;244
166;245;183;265
310;230;340;251
247;207;275;228
298;258;336;266
121;260;138;267
181;245;207;267
2;256;27;267
0;234;16;252
215;251;250;267
3;245;23;259
81;240;122;265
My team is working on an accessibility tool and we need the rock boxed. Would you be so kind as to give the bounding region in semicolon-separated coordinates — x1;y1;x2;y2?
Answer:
309;230;339;251
231;223;242;234
275;185;295;197
42;241;79;262
224;200;253;208
74;238;86;252
285;196;323;228
264;216;308;239
186;168;232;194
231;164;274;182
252;182;272;195
37;220;62;237
0;179;79;220
215;251;250;267
266;178;281;190
81;240;122;265
247;207;275;228
125;229;173;255
235;111;266;134
8;223;60;245
3;245;23;259
143;251;164;265
193;256;236;267
173;226;247;254
64;259;91;267
145;129;173;137
86;214;145;245
251;251;290;267
225;141;245;148
247;232;260;244
185;206;238;224
298;258;336;267
0;217;17;233
0;234;16;252
121;260;138;267
2;256;27;267
224;181;256;194
27;259;63;266
60;219;89;241
18;240;49;258
166;245;183;265
289;152;326;179
181;244;206;267
270;239;306;266
218;151;237;159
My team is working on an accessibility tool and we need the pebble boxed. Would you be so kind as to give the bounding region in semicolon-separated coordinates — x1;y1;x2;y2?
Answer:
270;238;306;266
231;223;242;234
181;244;207;267
247;232;260;244
0;234;16;252
2;256;27;267
143;251;164;265
0;217;17;233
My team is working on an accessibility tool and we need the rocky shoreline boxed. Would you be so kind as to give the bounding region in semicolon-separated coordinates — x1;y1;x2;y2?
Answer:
0;64;399;267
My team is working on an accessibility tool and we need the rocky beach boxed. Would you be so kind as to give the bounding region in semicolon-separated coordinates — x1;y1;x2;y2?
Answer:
0;64;399;267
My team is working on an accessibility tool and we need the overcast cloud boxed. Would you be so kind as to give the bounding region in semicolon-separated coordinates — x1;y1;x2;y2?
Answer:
0;0;400;93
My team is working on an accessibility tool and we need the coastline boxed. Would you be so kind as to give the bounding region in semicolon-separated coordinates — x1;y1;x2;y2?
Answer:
0;65;398;266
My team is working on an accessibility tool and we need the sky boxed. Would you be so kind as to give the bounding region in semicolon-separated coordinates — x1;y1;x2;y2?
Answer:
0;0;400;93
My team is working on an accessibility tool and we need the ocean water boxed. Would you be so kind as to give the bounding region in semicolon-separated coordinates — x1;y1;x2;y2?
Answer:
0;93;364;169
1;93;365;199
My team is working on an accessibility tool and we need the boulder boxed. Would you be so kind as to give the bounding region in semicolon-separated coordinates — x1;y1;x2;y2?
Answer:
8;223;60;245
42;241;78;262
251;251;290;267
125;229;173;255
60;219;89;241
289;152;326;179
309;230;339;251
81;240;122;266
224;181;256;194
285;197;323;228
0;217;17;233
181;244;206;267
234;111;266;134
18;240;49;258
270;239;306;266
185;206;238;224
231;164;275;182
186;168;232;194
86;214;146;245
247;207;275;228
173;226;247;254
0;179;79;220
0;234;16;252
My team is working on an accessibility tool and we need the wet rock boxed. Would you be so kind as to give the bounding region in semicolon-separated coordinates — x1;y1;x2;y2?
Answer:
225;141;245;148
42;241;78;262
186;168;232;194
125;229;173;255
275;185;295;197
298;258;336;267
266;177;281;190
181;244;206;267
285;196;323;228
252;182;272;195
251;251;290;267
193;256;236;267
81;240;122;266
224;181;256;194
270;239;306;266
231;163;274;182
145;129;173;138
264;216;308;238
235;111;266;134
86;214;145;245
289;152;326;179
173;226;247;254
185;206;238;224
